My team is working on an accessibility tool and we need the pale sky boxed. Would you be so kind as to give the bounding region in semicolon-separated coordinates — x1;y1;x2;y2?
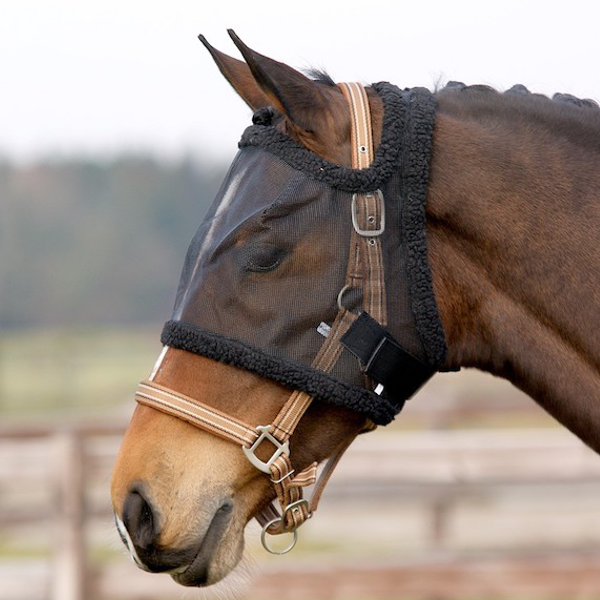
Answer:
2;0;599;164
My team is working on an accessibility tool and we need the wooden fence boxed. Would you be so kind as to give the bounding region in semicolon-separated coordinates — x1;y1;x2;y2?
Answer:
2;421;600;599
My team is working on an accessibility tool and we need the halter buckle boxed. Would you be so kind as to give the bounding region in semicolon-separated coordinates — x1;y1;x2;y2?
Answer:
351;190;385;237
243;425;290;474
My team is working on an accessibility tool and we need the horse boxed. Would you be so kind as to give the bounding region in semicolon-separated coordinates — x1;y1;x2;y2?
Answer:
110;30;600;588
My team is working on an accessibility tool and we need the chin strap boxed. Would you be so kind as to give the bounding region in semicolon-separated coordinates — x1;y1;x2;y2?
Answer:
136;82;394;554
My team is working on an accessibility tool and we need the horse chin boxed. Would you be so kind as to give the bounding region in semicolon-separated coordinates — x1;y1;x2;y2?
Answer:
170;509;245;587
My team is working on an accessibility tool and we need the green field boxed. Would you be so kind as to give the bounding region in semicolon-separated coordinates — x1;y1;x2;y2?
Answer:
0;326;162;418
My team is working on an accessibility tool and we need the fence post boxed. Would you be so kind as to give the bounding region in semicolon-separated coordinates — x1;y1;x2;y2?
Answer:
50;430;86;600
430;494;452;549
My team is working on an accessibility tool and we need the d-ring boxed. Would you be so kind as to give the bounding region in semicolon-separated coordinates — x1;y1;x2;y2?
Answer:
260;518;299;555
337;284;351;310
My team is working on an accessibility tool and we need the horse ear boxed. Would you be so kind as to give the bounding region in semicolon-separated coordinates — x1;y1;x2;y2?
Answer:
198;35;271;111
227;29;330;133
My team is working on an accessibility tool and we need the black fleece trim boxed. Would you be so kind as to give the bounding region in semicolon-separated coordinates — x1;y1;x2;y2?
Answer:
239;82;448;367
400;87;448;368
165;84;448;424
161;320;399;426
239;82;407;193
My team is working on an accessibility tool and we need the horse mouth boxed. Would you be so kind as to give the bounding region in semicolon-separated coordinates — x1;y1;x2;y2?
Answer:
171;499;234;587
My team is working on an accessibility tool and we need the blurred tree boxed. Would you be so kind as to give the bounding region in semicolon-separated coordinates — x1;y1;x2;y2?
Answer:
0;155;225;329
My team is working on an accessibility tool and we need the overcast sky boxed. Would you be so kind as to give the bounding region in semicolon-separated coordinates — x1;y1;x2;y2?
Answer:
2;0;599;163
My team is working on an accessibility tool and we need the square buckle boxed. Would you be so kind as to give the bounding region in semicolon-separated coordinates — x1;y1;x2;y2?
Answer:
243;425;290;474
351;189;385;237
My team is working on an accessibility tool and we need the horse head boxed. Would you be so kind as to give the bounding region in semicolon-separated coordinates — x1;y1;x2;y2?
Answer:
110;32;388;586
111;31;600;587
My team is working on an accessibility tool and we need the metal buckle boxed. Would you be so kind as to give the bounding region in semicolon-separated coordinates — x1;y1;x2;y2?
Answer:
351;190;385;237
242;425;290;474
282;498;311;522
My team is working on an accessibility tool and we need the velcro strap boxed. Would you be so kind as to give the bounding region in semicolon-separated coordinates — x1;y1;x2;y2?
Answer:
340;311;434;408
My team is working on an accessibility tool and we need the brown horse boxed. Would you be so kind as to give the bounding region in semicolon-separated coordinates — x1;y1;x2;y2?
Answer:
111;31;600;587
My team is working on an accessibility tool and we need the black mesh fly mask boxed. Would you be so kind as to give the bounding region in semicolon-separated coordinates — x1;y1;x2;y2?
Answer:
158;82;447;426
135;81;449;553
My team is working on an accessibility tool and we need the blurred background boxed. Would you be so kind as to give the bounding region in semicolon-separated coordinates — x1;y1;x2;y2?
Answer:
2;1;600;599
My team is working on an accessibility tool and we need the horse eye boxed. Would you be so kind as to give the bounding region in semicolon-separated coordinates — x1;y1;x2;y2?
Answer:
245;245;285;273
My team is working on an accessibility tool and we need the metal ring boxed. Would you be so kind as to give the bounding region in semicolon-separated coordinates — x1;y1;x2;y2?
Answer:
260;518;298;555
337;284;351;310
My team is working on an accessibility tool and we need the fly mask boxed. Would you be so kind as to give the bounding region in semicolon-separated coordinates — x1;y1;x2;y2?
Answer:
134;81;448;553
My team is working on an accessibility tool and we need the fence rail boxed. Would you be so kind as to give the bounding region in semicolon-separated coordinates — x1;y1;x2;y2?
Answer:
2;420;600;599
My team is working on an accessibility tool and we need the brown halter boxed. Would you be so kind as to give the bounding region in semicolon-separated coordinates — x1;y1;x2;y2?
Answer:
135;82;386;554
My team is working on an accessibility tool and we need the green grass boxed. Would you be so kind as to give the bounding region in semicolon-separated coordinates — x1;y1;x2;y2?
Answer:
0;326;162;417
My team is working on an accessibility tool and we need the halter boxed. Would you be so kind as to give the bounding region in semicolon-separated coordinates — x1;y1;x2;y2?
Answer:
135;83;434;553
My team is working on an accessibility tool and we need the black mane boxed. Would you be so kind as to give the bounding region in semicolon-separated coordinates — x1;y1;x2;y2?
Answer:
305;68;336;87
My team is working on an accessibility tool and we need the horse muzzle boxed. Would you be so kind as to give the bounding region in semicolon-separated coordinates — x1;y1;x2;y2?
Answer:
115;488;236;586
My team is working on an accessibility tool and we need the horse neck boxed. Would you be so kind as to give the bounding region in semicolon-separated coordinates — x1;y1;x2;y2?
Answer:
426;98;600;451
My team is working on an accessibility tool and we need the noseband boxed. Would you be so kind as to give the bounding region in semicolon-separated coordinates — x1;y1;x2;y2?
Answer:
135;83;438;553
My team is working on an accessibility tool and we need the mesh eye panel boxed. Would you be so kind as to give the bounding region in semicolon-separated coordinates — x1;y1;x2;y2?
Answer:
173;147;352;370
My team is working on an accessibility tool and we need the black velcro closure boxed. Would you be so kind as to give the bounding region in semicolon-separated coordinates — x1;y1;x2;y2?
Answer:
340;311;434;407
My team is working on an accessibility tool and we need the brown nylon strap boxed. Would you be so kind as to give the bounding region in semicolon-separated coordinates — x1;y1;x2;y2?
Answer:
358;192;387;326
338;82;374;167
135;380;259;447
260;83;385;534
269;309;356;443
262;308;357;533
339;82;387;327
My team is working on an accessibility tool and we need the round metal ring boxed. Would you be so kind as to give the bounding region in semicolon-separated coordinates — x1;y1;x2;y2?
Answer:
337;284;351;310
260;518;298;555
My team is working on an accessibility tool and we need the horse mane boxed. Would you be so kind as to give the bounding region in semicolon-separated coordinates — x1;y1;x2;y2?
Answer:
308;71;599;120
438;80;599;111
303;69;600;149
305;68;336;87
435;80;600;154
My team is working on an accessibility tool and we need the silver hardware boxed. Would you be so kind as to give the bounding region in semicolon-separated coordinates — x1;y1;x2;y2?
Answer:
270;469;295;484
260;518;298;555
317;322;331;338
351;190;385;237
358;145;367;153
242;425;290;474
368;238;376;246
259;499;310;554
282;498;310;521
374;383;384;395
337;284;350;310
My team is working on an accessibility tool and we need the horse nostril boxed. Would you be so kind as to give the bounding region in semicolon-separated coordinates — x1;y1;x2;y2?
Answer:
122;489;157;551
